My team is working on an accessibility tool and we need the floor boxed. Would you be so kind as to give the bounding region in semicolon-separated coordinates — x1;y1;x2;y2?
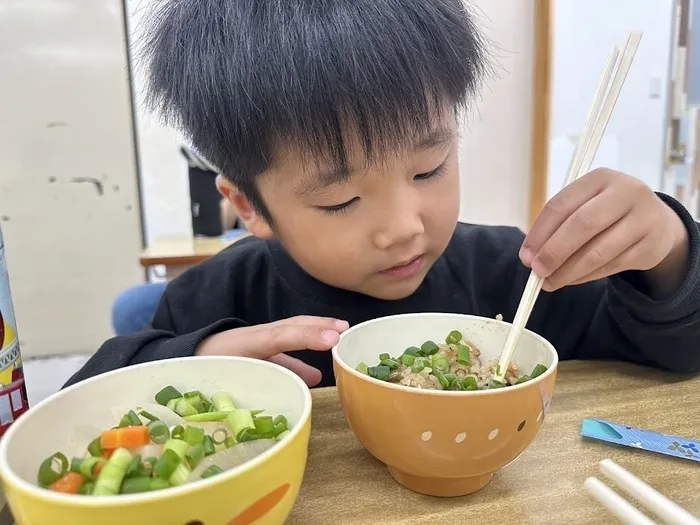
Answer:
23;355;90;406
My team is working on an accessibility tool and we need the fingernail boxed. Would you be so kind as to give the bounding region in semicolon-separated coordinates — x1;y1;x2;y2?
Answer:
335;319;349;330
321;330;338;344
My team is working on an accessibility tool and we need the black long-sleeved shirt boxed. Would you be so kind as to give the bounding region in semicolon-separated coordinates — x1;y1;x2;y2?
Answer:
65;194;700;387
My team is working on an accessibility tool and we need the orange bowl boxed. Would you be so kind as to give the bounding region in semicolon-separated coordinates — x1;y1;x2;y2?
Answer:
332;313;558;497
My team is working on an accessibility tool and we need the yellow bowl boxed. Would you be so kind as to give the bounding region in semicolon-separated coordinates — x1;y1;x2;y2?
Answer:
332;313;558;497
0;356;312;525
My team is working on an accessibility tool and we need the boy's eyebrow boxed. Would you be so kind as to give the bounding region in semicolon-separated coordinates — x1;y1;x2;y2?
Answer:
294;127;456;197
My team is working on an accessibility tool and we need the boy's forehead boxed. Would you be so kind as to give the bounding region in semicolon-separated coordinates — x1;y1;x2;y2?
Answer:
272;124;457;197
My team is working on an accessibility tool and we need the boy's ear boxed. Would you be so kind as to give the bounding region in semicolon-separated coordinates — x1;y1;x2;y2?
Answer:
216;175;274;239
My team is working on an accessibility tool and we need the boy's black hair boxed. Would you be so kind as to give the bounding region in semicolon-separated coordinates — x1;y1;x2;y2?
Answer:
140;0;488;221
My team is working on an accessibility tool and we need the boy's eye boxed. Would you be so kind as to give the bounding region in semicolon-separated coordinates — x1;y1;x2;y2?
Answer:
414;163;447;181
316;197;359;215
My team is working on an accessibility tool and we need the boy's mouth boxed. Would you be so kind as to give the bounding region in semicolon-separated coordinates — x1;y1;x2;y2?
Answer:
380;255;424;278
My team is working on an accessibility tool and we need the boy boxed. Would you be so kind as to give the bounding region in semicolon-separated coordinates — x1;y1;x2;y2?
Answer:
67;0;700;388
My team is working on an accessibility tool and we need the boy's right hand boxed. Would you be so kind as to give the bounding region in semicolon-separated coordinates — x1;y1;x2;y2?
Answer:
195;316;349;387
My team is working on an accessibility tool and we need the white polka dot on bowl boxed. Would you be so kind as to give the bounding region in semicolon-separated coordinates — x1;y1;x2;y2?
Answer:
421;431;432;441
455;432;466;443
488;429;499;440
536;411;543;423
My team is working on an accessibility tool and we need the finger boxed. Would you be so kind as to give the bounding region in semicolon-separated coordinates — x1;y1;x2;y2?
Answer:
530;189;633;278
268;353;323;387
564;241;649;287
241;323;342;359
543;216;646;291
276;316;349;332
521;170;608;265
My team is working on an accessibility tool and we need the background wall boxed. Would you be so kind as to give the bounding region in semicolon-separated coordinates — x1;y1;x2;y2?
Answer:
0;0;144;357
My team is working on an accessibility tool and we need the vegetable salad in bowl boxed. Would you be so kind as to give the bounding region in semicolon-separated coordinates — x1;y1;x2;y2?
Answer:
0;357;312;525
38;386;292;497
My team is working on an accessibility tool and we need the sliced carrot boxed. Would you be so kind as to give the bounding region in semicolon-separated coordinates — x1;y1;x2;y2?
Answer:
101;449;114;460
100;426;150;450
48;472;86;494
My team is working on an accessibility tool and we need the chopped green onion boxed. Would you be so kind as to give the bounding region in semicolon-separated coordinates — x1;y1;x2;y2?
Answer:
431;354;450;373
87;437;103;457
120;476;153;494
155;385;182;407
184;426;205;446
400;353;415;366
148;420;170;444
462;376;478;390
449;378;463;391
457;344;471;365
238;429;258;442
163;439;189;460
142;457;158;476
530;364;548;378
403;346;421;357
184;391;211;413
224;436;237;448
185;444;205;469
379;357;399;369
515;375;531;385
139;410;159;422
253;416;275;437
378;353;390;361
169;463;191;486
273;415;288;429
93;448;132;496
488;379;506;389
70;458;84;474
154;449;181;480
251;409;265;416
78;481;94;495
37;452;68;487
166;398;198;417
125;454;143;478
171;425;185;440
118;413;133;428
411;359;425;373
203;435;216;456
421;340;440;355
201;465;223;479
443;372;457;384
127;410;142;426
212;427;230;445
435;371;450;390
226;409;254;440
79;457;106;480
367;365;391;381
446;330;463;345
355;362;369;375
276;430;290;441
184;411;229;423
150;477;170;491
211;392;236;412
272;422;287;437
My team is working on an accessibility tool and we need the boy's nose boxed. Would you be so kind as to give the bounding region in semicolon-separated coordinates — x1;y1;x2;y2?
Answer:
372;208;425;250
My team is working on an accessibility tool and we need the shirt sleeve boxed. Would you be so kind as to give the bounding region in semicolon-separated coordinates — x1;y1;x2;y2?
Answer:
63;289;248;388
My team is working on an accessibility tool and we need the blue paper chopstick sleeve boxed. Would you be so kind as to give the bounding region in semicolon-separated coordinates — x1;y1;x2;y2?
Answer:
581;418;700;463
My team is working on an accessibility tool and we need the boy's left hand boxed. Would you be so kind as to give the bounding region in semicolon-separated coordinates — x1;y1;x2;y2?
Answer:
520;168;690;296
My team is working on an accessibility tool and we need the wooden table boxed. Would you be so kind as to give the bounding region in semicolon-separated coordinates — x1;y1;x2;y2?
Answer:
287;361;700;524
139;234;250;278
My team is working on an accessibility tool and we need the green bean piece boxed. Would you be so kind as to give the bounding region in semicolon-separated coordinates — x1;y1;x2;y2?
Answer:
462;376;478;390
446;330;463;345
421;340;440;355
530;364;548;378
367;365;391;381
155;385;182;407
457;344;471;366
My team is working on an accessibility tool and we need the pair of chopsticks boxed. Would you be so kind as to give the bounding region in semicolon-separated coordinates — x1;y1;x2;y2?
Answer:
493;32;643;382
585;459;699;524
